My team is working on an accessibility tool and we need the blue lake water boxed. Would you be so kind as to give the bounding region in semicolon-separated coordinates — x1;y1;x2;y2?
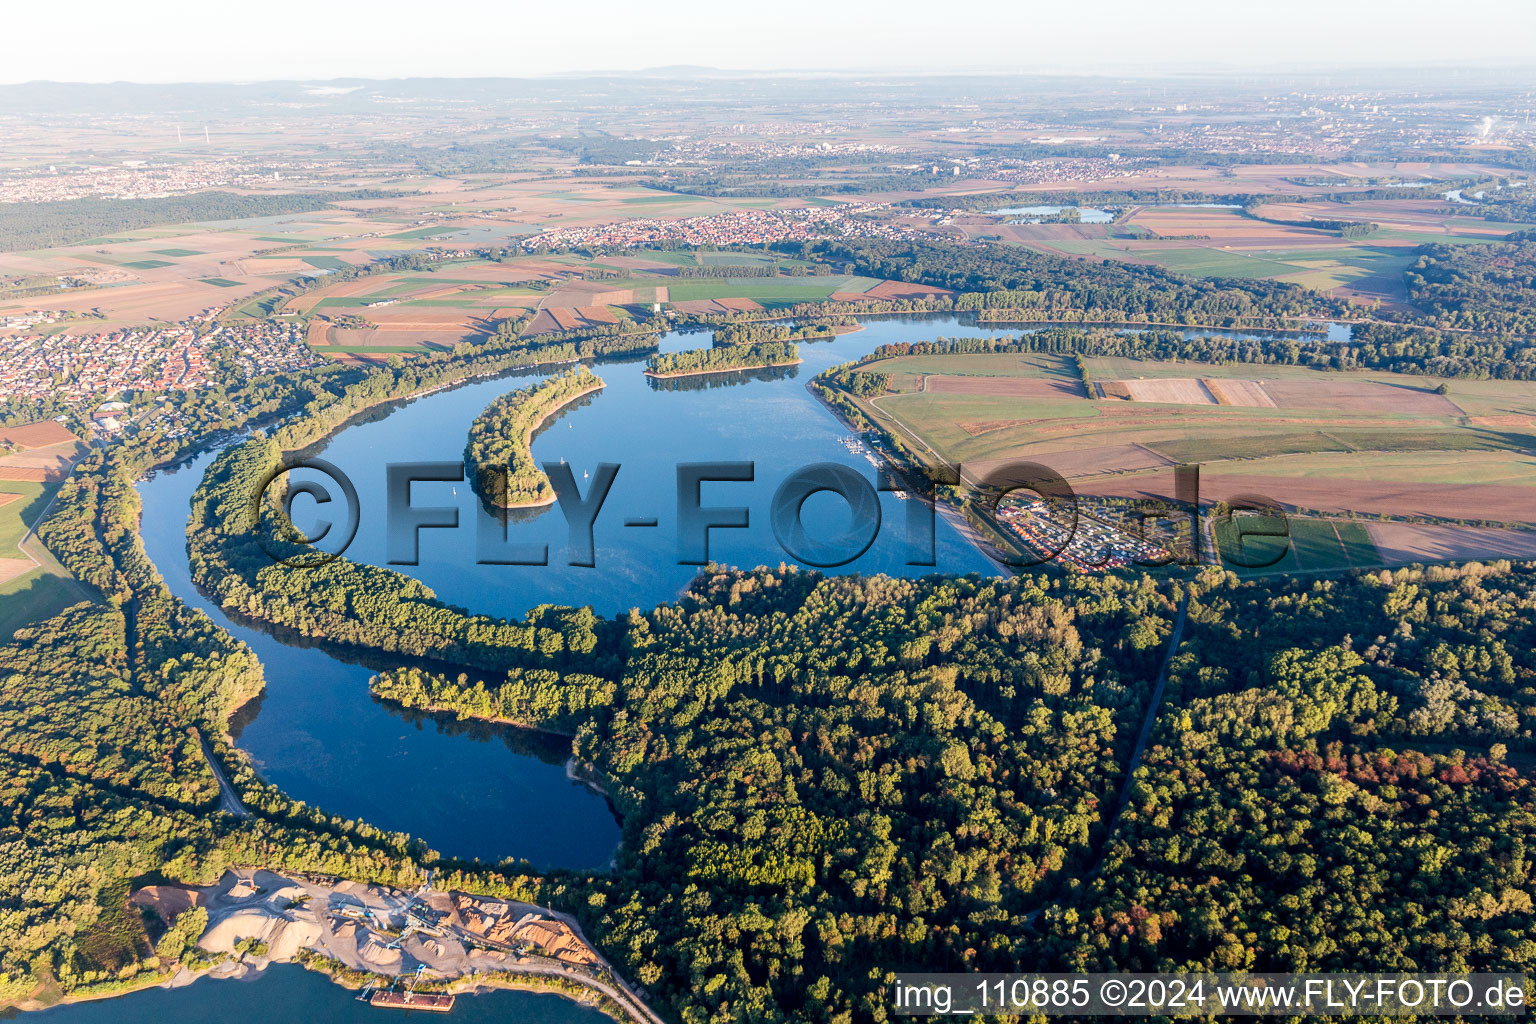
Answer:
124;312;1352;1017
136;317;1012;872
992;204;1115;223
137;314;1353;868
35;964;612;1024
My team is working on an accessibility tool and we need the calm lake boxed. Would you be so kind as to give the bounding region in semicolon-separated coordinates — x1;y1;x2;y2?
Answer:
137;316;1015;871
119;313;1346;1019
992;204;1115;223
34;964;611;1023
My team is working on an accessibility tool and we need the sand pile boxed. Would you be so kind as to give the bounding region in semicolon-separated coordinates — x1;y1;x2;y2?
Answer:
129;885;202;924
357;935;403;970
198;908;323;961
509;914;597;966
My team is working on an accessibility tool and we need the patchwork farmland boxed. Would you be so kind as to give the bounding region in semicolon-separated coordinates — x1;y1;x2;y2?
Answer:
846;347;1536;569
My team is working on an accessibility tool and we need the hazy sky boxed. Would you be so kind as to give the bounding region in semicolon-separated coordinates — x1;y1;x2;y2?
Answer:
8;0;1535;83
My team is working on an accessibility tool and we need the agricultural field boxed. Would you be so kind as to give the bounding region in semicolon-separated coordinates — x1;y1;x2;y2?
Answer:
1009;201;1527;306
0;175;837;331
663;275;882;306
0;423;86;483
1214;516;1381;576
849;349;1536;549
0;477;82;639
284;257;556;360
1251;198;1526;242
287;247;932;360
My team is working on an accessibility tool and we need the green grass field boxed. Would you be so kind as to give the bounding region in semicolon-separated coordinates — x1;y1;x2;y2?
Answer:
666;275;882;304
1135;247;1309;279
386;226;462;240
303;255;350;270
311;297;376;309
1276;246;1416;287
151;248;204;257
200;277;242;288
636;251;702;267
121;259;174;270
1214;516;1380;576
231;293;286;319
0;482;56;550
1025;235;1422;301
1149;428;1514;464
0;481;84;640
1196;450;1536;487
0;566;79;642
1368;225;1528;245
695;252;791;267
868;352;1077;380
309;344;447;354
622;194;698;206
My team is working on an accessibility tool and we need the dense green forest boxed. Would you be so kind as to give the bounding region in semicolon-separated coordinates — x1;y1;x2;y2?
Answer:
1046;562;1536;975
0;190;399;253
712;321;847;346
188;436;616;672
858;324;1536;381
775;238;1353;327
8;223;1536;1019
1405;240;1536;335
465;367;605;507
372;566;1180;1019
647;341;799;376
365;562;1536;1021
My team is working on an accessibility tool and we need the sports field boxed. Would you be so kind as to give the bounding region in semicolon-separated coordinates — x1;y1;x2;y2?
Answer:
1213;516;1380;576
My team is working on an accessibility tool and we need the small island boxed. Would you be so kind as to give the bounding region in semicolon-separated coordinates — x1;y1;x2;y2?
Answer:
644;341;800;378
465;367;605;508
711;319;857;346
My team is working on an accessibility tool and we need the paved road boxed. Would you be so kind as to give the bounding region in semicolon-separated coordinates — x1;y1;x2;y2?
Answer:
1102;593;1190;839
1081;601;1185;884
1023;592;1190;923
197;732;249;818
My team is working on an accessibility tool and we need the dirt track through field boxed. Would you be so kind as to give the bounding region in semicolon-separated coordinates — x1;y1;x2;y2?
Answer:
1071;471;1536;524
967;443;1175;481
1262;380;1463;416
1365;523;1536;563
923;375;1086;399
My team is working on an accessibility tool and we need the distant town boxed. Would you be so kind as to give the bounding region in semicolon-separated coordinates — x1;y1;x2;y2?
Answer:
0;312;320;402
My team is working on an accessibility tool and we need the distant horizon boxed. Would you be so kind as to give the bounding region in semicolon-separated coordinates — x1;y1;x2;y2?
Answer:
3;59;1534;89
7;0;1534;87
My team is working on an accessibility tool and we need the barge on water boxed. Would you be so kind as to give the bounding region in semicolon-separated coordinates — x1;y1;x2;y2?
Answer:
369;989;456;1012
370;988;454;1013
